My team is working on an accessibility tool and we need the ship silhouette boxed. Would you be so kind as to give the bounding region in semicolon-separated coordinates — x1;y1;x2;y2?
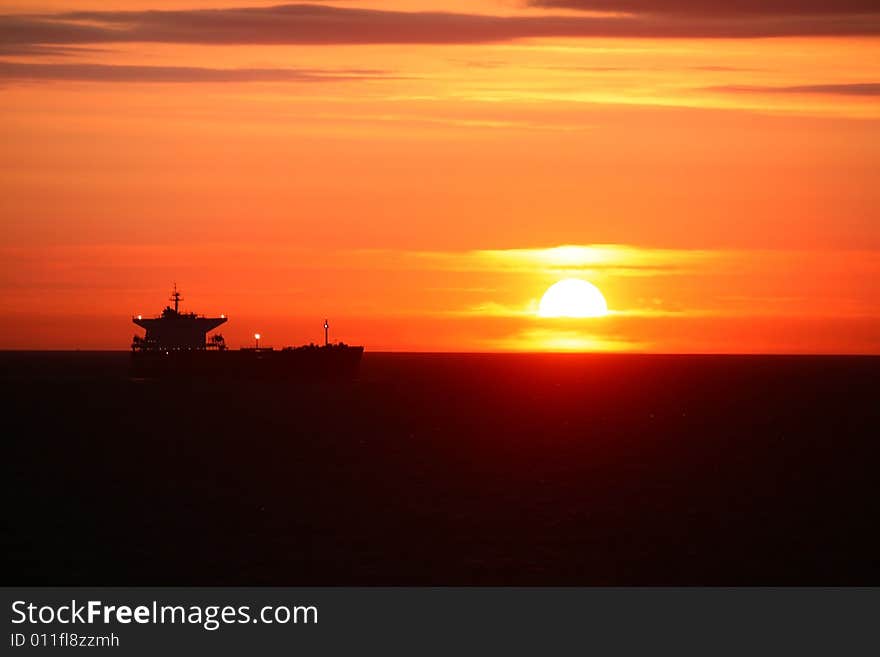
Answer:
131;285;363;379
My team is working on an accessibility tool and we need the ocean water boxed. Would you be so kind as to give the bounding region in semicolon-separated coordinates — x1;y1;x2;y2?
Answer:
3;351;878;584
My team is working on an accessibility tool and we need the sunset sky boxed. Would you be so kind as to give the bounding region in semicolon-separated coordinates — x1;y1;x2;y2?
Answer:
1;1;878;352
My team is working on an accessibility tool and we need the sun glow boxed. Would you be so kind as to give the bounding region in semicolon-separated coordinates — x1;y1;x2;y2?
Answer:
538;279;608;318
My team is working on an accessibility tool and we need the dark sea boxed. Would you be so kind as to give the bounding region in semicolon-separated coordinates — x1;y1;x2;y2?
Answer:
3;351;878;585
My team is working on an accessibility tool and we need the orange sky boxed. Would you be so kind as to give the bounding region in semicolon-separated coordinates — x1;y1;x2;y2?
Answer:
1;1;879;352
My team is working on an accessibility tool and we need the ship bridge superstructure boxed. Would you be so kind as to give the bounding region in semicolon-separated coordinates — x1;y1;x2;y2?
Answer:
132;285;227;351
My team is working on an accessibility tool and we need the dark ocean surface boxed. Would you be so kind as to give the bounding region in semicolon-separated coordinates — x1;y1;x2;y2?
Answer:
3;351;878;585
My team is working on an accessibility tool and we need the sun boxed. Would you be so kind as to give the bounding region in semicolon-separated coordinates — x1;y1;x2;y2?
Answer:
538;279;608;318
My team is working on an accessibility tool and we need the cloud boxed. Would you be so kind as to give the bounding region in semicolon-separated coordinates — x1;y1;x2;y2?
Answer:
463;244;717;275
707;83;880;96
689;65;766;72
0;44;112;57
0;61;393;83
528;1;879;15
488;327;640;352
0;2;878;54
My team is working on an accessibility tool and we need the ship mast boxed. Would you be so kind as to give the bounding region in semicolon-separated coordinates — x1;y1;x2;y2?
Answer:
170;283;183;314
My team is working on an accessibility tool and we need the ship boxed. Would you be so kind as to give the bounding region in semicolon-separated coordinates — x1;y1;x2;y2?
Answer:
131;285;363;379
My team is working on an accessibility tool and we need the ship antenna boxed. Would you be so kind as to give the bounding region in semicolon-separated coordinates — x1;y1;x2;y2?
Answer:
324;319;329;346
170;283;183;313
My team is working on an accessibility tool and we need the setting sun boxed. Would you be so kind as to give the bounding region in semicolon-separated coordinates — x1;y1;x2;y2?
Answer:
538;279;608;319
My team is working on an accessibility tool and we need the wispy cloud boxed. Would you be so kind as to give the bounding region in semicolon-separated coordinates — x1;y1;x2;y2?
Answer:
0;61;394;83
529;0;878;16
1;2;877;56
706;83;880;96
0;43;112;57
412;244;717;276
488;327;641;352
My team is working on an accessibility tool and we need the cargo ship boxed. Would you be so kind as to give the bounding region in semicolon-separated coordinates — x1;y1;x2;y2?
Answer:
131;286;363;379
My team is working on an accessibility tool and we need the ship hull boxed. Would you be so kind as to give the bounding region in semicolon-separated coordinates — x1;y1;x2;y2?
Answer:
130;346;364;380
